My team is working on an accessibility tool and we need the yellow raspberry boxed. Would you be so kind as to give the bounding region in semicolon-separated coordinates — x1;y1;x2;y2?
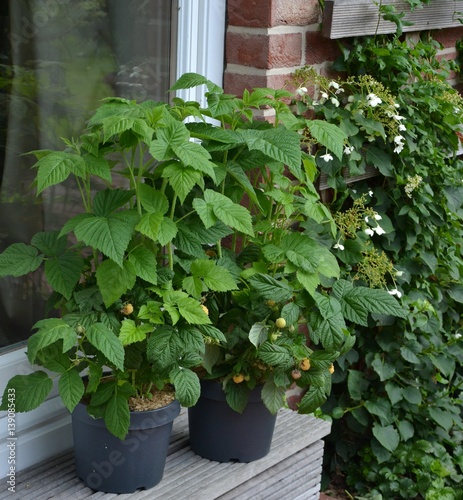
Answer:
121;303;134;315
300;358;311;371
275;317;286;329
201;304;209;315
329;364;335;374
233;373;245;384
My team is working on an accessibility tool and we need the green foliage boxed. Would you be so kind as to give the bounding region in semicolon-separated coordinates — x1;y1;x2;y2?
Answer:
0;71;405;441
296;31;463;499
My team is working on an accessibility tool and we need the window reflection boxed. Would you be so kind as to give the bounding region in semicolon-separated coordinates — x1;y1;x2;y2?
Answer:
0;0;174;349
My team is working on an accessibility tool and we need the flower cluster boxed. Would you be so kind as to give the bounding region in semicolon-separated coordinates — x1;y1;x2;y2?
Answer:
404;174;423;198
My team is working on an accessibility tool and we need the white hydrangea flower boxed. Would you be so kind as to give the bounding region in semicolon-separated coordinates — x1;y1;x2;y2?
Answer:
456;333;462;339
321;91;329;99
365;216;369;223
374;213;382;221
365;228;374;237
333;242;345;251
388;289;402;298
373;225;386;235
395;270;404;277
329;81;340;90
368;190;374;197
398;124;406;132
320;153;333;162
348;95;355;102
394;115;405;121
296;86;308;96
367;93;382;107
344;146;355;155
331;97;340;107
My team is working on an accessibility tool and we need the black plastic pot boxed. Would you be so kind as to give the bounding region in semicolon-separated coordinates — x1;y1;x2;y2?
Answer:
188;380;277;462
72;399;180;493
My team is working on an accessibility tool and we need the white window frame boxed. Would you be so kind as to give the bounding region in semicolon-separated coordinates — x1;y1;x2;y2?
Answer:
0;0;226;477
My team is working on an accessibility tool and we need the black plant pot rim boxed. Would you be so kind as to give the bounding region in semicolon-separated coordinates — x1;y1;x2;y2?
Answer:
72;397;181;431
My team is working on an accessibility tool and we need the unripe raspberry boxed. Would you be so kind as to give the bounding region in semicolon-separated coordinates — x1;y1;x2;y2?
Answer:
233;373;245;383
299;358;311;371
121;303;134;315
275;317;286;329
329;364;335;374
291;369;301;380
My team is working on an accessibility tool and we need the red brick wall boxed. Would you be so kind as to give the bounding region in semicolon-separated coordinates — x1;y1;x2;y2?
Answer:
224;0;463;96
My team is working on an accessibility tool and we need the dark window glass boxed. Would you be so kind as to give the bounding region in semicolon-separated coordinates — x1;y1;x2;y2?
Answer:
0;0;174;350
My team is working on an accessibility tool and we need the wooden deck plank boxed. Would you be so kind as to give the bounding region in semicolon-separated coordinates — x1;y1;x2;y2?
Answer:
0;409;330;500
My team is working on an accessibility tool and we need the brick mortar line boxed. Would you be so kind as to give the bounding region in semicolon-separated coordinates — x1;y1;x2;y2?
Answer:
227;24;320;36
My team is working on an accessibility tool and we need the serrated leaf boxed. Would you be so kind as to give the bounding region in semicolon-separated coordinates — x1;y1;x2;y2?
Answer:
248;273;293;302
170;367;200;407
74;211;139;266
262;377;286;414
177;296;211;325
344;286;407;319
249;323;268;347
0;372;53;412
96;259;136;307
258;342;293;367
237;128;302;177
58;370;85;412
190;259;238;292
192;198;217;228
0;243;44;277
84;155;112;183
28;318;76;364
44;251;84;299
162;164;202;203
169;72;223;94
280;303;301;325
204;190;254;236
174;140;216;181
135;212;164;241
105;394;130;439
306;120;347;160
158;217;178;245
35;152;86;194
138;183;169;214
119;319;152;346
225;381;250;413
31;231;67;256
372;423;400;452
298;385;327;413
86;323;125;370
128;246;157;284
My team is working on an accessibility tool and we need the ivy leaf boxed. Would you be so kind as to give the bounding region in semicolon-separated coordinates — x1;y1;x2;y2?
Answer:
169;367;200;407
0;372;53;412
58;370;85;412
0;243;44;277
105;394;130;439
372;423;400;452
86;323;125;371
348;370;369;401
